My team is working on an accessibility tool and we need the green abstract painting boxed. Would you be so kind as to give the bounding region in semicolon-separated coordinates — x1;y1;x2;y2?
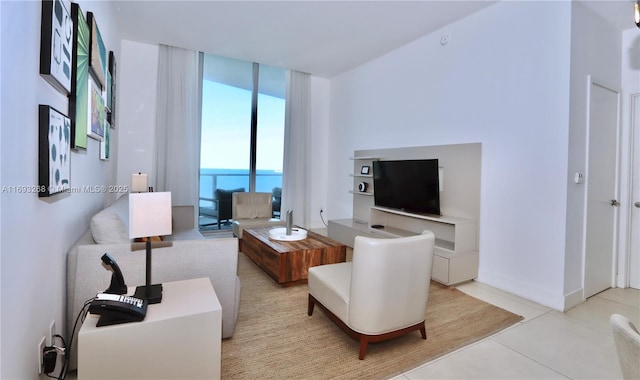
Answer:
69;3;89;150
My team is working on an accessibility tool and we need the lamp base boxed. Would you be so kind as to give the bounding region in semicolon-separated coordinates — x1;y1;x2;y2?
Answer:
133;283;163;304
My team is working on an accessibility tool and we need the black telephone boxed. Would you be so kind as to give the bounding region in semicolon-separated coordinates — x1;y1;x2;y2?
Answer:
89;293;148;327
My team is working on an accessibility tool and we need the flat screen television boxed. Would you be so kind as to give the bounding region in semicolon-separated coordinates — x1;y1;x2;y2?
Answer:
373;159;441;216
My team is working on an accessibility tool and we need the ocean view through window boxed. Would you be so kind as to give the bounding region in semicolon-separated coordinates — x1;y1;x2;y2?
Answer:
200;54;285;230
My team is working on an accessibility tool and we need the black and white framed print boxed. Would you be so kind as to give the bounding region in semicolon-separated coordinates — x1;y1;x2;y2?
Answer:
39;105;71;197
39;0;73;94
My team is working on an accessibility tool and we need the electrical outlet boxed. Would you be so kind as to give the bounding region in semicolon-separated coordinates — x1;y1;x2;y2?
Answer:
37;336;45;374
49;321;56;346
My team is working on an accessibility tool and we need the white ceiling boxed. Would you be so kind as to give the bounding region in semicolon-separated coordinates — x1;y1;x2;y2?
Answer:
113;1;638;78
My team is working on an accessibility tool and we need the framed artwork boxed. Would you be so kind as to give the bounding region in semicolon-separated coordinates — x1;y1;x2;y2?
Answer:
100;121;110;160
106;70;112;112
107;51;117;128
69;2;89;150
360;166;370;175
39;0;73;94
39;105;71;197
88;78;105;141
87;12;107;89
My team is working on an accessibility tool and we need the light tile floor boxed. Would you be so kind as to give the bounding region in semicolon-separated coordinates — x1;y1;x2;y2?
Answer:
392;281;640;380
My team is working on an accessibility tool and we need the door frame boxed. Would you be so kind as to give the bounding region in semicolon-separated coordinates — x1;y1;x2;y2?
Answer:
581;75;622;297
618;93;640;288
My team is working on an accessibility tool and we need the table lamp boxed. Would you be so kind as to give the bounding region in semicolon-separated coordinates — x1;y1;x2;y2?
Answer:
129;191;172;304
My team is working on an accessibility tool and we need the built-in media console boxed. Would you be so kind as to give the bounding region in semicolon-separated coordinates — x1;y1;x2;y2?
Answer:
329;143;481;285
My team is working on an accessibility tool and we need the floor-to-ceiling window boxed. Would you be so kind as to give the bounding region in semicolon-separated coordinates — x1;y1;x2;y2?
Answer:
199;54;285;230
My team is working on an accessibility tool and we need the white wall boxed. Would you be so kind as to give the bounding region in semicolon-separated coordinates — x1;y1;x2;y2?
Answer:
308;76;331;229
115;40;159;189
0;1;119;378
564;2;623;308
327;1;574;309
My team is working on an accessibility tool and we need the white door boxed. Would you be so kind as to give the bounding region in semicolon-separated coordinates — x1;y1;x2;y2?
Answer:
584;79;620;298
630;94;640;289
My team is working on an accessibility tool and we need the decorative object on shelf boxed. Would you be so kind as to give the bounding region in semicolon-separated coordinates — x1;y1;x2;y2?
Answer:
39;0;73;94
87;12;106;89
38;105;71;197
130;173;149;193
358;182;368;192
107;51;117;128
360;165;370;175
69;2;89;150
88;78;105;140
129;191;173;304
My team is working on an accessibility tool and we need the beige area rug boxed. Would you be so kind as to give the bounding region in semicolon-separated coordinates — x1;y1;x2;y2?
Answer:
221;253;523;379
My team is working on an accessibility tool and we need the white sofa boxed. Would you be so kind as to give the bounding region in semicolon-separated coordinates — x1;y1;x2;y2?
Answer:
66;194;241;369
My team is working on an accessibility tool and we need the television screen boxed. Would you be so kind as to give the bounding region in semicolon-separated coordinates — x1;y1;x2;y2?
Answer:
373;159;441;216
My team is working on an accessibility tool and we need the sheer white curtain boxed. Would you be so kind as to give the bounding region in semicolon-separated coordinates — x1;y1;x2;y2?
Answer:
154;45;203;210
281;70;311;228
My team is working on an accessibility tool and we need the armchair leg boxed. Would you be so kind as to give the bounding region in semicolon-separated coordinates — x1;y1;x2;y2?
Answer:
359;337;369;360
307;295;315;316
420;323;427;339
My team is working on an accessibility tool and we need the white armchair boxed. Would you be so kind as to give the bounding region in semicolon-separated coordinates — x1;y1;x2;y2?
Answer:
231;192;285;239
307;231;435;359
610;313;640;380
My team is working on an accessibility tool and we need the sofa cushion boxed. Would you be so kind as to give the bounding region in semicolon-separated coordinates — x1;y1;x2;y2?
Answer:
235;203;272;219
90;195;130;243
90;212;129;243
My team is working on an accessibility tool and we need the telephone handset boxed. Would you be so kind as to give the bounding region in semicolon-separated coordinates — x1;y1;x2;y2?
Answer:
89;293;148;327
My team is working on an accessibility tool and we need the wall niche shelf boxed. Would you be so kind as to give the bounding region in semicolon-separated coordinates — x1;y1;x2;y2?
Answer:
349;156;378;201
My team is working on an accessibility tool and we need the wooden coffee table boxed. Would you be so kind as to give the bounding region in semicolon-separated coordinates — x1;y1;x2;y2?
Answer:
242;227;347;286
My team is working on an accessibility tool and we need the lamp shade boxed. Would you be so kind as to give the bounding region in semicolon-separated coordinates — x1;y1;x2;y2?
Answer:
131;173;149;193
129;192;172;239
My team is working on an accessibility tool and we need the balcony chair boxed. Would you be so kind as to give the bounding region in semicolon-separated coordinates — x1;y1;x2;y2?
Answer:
307;231;435;359
231;192;285;239
272;187;282;218
610;313;640;380
199;187;245;229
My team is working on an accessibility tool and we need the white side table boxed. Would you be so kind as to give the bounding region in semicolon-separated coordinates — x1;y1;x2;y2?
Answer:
78;278;221;379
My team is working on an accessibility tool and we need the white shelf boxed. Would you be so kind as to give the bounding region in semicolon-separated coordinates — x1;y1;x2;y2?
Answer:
337;144;481;286
369;206;477;253
329;206;478;286
349;190;374;196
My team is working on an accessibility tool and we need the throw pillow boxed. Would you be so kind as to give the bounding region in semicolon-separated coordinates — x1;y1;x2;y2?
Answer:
90;210;130;243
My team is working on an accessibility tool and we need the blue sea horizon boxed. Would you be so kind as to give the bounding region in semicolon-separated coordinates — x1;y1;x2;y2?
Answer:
199;168;282;200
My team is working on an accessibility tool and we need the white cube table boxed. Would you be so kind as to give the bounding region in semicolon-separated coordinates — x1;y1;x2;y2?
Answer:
78;277;221;379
